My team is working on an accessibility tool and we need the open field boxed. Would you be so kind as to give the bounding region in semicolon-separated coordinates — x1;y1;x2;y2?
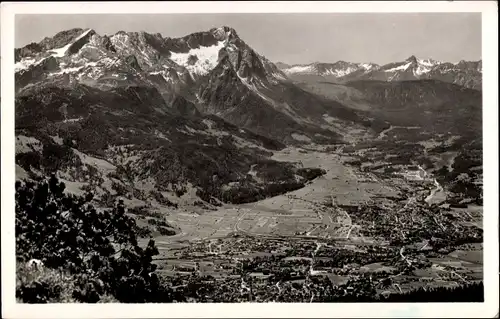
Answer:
140;145;483;301
150;147;402;245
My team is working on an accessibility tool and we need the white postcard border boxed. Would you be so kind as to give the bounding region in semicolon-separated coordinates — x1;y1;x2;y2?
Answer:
1;2;498;318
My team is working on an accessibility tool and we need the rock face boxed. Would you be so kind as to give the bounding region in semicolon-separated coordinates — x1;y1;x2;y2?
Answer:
279;56;482;90
15;26;371;145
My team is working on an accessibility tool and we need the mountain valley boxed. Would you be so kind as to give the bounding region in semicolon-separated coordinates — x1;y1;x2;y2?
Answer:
14;26;483;303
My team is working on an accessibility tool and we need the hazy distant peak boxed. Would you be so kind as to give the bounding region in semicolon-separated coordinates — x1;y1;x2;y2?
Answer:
278;55;481;89
405;55;418;63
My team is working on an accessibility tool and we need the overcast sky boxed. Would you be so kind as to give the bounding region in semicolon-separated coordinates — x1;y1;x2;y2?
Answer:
14;13;481;65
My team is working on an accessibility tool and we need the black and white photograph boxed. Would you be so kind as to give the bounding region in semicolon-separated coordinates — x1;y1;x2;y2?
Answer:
1;1;498;318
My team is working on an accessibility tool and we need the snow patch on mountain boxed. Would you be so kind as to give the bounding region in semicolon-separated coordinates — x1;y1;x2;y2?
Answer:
15;57;42;72
413;58;442;76
15;29;94;73
414;65;431;76
49;45;72;58
283;65;316;74
323;66;357;77
384;62;412;72
360;63;376;71
49;28;94;58
109;33;130;52
100;57;122;69
169;41;226;76
418;58;440;67
79;62;104;80
63;117;84;123
225;43;238;52
281;62;378;77
149;69;174;83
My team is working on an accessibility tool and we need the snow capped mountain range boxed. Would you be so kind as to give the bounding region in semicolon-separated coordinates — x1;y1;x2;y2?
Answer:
14;26;482;147
279;55;482;90
380;56;441;76
15;26;287;96
282;61;378;78
15;27;366;145
15;26;482;97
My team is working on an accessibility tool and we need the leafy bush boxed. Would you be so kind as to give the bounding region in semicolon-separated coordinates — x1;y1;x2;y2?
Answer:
135;225;153;238
41;143;81;173
150;190;177;207
16;151;42;171
16;264;76;303
296;167;326;180
147;218;170;227
111;181;128;196
15;175;172;303
157;226;176;236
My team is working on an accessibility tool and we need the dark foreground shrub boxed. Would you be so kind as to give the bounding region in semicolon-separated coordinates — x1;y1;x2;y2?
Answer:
15;174;173;303
379;281;484;302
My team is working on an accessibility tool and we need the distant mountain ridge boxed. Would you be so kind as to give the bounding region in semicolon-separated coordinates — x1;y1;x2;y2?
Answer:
281;61;378;77
278;55;482;90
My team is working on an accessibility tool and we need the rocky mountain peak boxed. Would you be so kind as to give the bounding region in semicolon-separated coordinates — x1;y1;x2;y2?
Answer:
14;25;288;99
210;26;239;41
405;55;418;64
